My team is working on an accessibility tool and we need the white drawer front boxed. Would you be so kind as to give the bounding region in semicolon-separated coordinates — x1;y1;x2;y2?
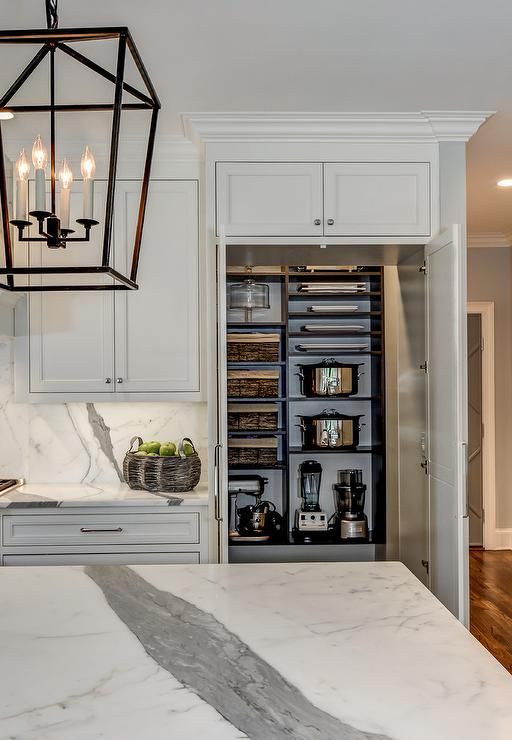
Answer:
2;552;200;566
2;513;199;547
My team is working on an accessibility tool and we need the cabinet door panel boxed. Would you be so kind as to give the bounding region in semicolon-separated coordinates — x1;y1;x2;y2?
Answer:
114;180;199;392
216;162;323;236
324;162;430;236
28;181;115;393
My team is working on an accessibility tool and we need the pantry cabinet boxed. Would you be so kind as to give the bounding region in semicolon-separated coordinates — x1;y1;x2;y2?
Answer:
215;161;431;237
17;179;201;400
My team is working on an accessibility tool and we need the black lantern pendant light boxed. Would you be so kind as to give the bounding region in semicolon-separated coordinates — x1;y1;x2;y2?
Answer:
0;0;160;291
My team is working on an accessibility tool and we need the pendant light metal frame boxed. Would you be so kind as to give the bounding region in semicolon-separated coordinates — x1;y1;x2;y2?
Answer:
0;23;160;291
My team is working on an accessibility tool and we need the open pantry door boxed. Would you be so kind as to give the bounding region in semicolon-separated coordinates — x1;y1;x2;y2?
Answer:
425;225;469;624
215;230;229;562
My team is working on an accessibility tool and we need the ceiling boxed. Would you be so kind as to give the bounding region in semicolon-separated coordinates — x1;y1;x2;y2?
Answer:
2;0;512;236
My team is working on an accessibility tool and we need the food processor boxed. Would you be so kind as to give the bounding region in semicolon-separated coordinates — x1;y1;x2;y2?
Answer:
333;469;369;540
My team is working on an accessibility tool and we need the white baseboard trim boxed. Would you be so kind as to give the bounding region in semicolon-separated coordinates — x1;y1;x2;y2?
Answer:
488;528;512;550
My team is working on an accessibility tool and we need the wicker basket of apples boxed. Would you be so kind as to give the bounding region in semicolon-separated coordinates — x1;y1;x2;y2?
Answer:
123;436;201;492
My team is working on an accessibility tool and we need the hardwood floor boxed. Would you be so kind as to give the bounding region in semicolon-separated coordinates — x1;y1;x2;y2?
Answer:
470;549;512;673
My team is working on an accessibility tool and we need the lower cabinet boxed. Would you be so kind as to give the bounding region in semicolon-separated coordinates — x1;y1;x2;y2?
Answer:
0;505;208;566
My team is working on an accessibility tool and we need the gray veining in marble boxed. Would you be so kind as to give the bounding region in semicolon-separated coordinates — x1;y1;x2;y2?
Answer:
86;403;124;482
86;565;391;740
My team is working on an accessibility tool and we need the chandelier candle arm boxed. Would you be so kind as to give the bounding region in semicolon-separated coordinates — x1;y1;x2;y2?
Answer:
32;135;48;212
15;149;29;221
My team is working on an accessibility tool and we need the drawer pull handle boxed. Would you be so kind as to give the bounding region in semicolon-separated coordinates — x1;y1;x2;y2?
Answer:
80;527;123;534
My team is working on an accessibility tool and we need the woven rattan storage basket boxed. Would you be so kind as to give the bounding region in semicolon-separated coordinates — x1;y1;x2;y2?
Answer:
227;403;278;431
123;437;201;493
227;369;279;398
227;333;280;362
228;437;278;466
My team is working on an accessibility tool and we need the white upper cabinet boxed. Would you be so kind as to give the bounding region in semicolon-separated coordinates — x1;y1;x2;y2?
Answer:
114;180;200;393
216;162;323;236
323;162;430;236
215;161;431;238
28;182;115;394
21;180;200;400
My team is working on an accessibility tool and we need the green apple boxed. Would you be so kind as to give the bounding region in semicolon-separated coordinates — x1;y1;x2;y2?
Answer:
146;452;159;457
138;442;151;453
160;443;176;457
183;441;195;456
145;441;161;454
134;450;148;456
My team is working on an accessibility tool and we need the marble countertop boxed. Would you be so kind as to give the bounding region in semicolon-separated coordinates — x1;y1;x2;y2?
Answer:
0;562;511;740
0;482;209;507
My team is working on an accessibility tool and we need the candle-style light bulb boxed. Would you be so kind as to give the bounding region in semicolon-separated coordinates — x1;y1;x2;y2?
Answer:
15;149;30;221
81;146;95;220
58;159;73;230
58;159;73;190
32;135;48;212
16;149;30;181
80;146;95;180
32;135;48;170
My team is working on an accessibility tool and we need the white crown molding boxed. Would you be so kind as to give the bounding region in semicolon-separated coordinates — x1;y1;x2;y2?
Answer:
467;231;512;248
182;111;494;146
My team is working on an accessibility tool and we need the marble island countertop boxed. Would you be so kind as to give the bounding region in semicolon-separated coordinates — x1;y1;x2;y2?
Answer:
0;481;209;507
0;562;511;740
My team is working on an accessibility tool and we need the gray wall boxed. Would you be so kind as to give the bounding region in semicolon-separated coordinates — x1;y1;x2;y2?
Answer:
467;247;512;529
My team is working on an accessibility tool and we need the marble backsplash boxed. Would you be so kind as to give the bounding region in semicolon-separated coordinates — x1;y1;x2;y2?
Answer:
0;336;208;484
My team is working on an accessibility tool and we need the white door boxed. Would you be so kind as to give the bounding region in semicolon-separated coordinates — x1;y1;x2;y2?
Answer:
216;162;323;237
28;181;115;393
114;180;200;393
324;162;431;236
214;231;229;561
425;225;468;623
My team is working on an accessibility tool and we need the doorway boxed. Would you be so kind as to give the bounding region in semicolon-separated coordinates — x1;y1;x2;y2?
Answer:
466;302;495;551
467;313;483;546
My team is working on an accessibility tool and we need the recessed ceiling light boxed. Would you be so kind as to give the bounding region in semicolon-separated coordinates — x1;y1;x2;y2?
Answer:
0;110;13;120
497;178;512;187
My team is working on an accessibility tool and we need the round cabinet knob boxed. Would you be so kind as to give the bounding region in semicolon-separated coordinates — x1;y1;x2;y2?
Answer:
314;218;321;226
327;218;335;226
116;378;123;384
105;377;112;384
